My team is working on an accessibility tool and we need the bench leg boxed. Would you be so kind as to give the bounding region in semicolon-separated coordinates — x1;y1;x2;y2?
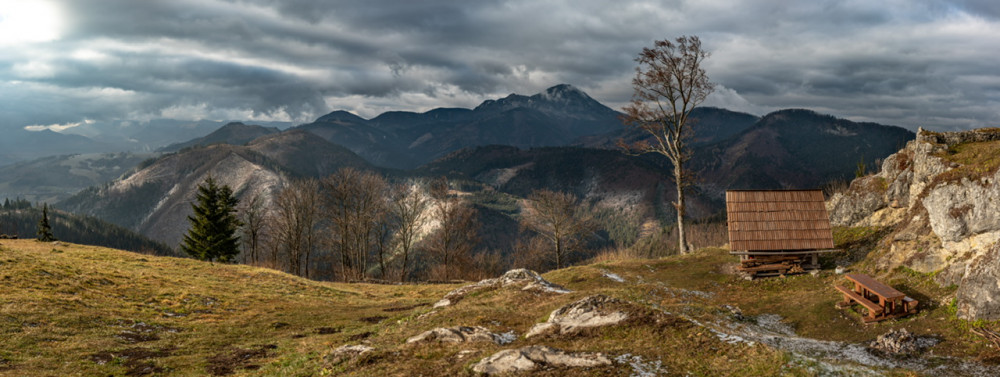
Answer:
837;294;853;309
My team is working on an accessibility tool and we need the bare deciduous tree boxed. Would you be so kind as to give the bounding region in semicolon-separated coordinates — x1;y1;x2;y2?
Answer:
323;168;388;282
520;189;596;269
239;192;268;265
273;178;321;277
619;35;714;254
389;180;430;282
422;177;479;281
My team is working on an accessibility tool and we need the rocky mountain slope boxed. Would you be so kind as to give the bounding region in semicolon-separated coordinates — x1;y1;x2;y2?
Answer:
58;130;372;247
827;128;1000;320
417;145;713;223
1;239;995;376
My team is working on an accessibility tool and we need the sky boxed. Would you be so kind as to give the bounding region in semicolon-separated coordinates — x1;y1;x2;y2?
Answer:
1;0;998;133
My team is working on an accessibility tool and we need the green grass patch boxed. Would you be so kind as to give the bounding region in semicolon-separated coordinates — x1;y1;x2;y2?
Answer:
932;139;1000;187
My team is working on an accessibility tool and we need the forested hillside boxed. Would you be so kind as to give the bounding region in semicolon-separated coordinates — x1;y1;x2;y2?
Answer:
0;199;172;255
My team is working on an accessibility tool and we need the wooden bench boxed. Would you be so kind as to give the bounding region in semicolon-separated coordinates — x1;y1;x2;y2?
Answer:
835;285;882;319
835;273;918;323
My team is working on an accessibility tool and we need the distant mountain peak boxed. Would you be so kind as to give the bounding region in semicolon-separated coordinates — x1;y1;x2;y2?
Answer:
474;84;606;113
316;110;367;124
538;84;589;102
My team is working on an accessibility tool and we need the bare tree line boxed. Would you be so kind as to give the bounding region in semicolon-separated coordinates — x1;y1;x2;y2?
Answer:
235;167;603;282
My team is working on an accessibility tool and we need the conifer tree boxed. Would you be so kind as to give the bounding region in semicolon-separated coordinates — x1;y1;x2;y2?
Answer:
36;203;56;242
181;177;241;262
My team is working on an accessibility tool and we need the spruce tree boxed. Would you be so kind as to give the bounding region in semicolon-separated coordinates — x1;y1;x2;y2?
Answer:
181;177;241;262
36;203;56;242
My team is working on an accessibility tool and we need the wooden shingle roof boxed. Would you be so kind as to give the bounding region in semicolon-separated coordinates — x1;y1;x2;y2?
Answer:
726;190;834;252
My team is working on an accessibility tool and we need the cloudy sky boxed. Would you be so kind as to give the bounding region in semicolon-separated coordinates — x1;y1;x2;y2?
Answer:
1;0;998;133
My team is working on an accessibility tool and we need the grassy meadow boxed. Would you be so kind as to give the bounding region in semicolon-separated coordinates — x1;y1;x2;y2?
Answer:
0;235;995;376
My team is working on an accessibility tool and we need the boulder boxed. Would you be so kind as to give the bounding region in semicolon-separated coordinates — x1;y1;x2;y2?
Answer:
957;242;1000;320
433;269;568;308
827;180;887;227
924;177;1000;243
472;345;611;375
324;345;374;366
525;295;628;338
406;326;504;344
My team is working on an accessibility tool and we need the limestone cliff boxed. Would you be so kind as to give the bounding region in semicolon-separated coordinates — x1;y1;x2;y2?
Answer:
827;128;1000;320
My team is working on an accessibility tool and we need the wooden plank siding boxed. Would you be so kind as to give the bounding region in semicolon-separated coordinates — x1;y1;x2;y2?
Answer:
726;190;835;252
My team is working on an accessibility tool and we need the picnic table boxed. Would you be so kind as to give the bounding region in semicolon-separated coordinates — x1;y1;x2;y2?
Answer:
835;273;918;323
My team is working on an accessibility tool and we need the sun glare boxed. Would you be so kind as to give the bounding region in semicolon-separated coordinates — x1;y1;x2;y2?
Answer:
0;0;63;46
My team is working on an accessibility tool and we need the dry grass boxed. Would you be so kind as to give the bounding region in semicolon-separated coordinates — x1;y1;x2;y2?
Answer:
1;234;994;376
932;139;1000;187
0;239;456;376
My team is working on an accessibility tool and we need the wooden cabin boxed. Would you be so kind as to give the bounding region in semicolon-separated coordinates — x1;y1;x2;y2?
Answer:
726;189;837;278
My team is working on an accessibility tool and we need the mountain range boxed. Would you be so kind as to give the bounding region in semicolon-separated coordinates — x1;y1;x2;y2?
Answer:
292;84;625;169
50;85;914;249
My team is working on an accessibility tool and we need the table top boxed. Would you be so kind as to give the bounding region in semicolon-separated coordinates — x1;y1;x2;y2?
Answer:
845;273;905;300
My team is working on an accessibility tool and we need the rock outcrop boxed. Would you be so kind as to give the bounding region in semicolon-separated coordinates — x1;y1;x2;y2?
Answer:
827;128;1000;320
405;326;509;345
472;345;611;375
433;269;569;309
526;295;628;338
957;242;1000;320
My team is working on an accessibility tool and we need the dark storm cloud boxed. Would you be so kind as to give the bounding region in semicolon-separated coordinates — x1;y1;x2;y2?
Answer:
1;0;999;132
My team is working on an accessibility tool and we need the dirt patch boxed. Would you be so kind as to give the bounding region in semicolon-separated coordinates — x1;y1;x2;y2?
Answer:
205;344;277;376
347;331;374;341
359;316;387;323
89;347;173;376
116;331;160;343
382;303;429;312
315;326;342;335
113;321;183;343
977;350;1000;365
124;362;164;376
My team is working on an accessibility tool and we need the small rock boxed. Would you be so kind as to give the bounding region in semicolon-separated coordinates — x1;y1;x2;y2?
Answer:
324;345;374;366
721;305;744;321
525;295;628;339
433;269;569;308
406;326;503;344
868;328;938;356
472;345;611;375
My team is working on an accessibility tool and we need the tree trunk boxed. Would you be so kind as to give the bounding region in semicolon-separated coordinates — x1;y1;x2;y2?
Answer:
675;163;688;255
399;246;409;283
555;237;562;269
